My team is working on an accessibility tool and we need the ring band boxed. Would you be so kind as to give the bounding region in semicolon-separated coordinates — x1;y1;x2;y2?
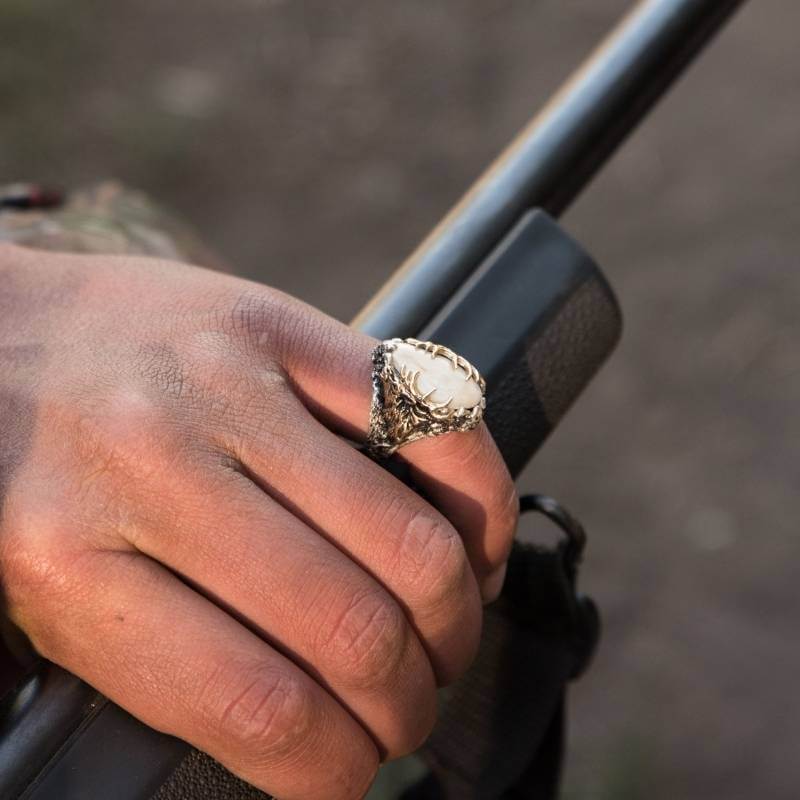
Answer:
366;338;486;459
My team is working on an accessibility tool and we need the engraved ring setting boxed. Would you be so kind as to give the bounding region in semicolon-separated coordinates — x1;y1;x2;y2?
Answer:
366;338;486;459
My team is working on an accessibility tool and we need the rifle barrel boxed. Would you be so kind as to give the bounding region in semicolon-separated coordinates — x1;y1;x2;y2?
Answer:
354;0;747;339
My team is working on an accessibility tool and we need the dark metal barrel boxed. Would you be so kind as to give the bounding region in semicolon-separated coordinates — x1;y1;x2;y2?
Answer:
354;0;747;339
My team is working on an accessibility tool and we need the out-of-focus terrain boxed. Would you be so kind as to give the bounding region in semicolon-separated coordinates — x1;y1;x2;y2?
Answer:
2;2;799;798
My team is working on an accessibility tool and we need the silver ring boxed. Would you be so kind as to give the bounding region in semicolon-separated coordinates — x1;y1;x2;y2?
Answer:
366;338;486;459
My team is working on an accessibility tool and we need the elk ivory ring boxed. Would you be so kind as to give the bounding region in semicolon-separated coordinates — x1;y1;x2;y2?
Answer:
366;338;486;459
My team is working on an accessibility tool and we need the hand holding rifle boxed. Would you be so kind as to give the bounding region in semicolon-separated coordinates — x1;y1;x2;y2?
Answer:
0;243;516;799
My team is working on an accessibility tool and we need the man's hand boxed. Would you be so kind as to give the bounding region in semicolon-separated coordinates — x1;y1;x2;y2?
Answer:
0;244;517;800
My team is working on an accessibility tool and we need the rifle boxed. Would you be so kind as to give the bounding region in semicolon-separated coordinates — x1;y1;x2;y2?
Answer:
0;1;746;797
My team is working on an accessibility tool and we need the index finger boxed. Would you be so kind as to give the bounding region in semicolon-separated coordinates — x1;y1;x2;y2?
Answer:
272;293;518;602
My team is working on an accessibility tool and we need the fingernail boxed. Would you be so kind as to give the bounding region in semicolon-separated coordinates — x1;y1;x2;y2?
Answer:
481;561;507;605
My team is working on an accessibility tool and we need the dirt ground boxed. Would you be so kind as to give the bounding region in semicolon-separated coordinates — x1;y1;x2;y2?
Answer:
2;1;799;798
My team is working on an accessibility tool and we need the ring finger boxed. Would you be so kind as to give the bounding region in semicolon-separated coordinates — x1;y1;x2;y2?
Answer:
127;452;437;759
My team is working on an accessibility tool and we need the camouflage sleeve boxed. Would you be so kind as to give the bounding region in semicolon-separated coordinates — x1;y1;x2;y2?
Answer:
0;181;229;271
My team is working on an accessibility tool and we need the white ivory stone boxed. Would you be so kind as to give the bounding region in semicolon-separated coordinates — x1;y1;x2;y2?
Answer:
390;341;483;410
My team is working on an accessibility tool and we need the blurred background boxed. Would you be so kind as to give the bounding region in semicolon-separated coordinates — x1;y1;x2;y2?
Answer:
2;1;799;798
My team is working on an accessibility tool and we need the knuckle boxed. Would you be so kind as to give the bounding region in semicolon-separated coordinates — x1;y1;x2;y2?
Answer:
135;342;193;403
388;512;482;687
212;665;313;759
0;524;93;659
221;288;335;372
317;589;408;692
0;530;58;617
68;388;172;469
223;291;277;344
398;512;469;612
57;393;186;527
1;492;68;602
227;370;293;436
220;289;304;362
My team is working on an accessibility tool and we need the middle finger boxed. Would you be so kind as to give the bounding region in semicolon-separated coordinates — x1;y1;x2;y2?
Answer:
224;392;483;685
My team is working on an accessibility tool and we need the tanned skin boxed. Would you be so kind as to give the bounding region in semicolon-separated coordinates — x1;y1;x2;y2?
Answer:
0;243;517;800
